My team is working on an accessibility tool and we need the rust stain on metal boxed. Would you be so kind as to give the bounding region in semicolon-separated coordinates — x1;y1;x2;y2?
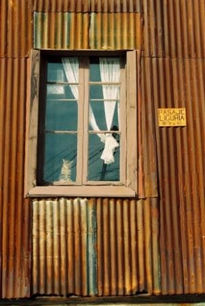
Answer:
32;197;160;296
32;198;97;296
96;198;160;296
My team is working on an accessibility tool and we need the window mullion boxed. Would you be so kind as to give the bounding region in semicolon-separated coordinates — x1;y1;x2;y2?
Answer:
76;58;85;185
120;59;126;184
82;58;89;184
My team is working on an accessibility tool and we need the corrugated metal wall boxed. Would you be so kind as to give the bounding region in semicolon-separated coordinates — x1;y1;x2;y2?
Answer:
143;0;205;58
0;0;32;298
141;57;205;294
0;0;205;300
142;0;205;295
32;0;142;13
0;0;32;58
32;198;160;297
32;198;97;296
0;58;31;298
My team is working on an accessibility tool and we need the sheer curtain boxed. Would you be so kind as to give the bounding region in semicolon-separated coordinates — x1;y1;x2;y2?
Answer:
98;58;120;164
62;57;79;99
99;58;120;130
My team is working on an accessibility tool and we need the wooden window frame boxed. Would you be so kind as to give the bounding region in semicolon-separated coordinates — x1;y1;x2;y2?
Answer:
25;50;138;198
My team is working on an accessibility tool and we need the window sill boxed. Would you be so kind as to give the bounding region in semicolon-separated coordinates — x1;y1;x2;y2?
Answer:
27;186;136;198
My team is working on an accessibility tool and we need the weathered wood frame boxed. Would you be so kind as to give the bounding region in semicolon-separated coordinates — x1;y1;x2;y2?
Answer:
25;50;138;197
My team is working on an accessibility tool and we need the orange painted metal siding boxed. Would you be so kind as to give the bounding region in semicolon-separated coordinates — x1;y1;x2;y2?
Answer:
0;0;32;58
141;0;205;294
141;57;205;294
32;0;142;13
143;0;205;58
0;57;31;298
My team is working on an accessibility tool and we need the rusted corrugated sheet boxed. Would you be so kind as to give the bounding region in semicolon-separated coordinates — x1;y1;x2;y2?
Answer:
141;57;205;294
0;58;31;298
0;0;32;58
32;198;97;296
0;0;32;298
89;13;141;49
96;198;160;296
33;12;89;49
32;0;141;13
143;0;205;58
33;12;141;50
32;197;160;296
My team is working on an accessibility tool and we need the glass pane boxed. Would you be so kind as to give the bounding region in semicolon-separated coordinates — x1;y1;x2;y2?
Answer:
47;62;67;82
88;134;120;181
42;133;77;184
112;102;119;129
89;101;119;131
89;85;120;100
47;84;78;100
45;101;77;131
90;58;101;82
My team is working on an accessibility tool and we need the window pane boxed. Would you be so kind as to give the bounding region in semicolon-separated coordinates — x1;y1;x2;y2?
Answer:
42;133;77;184
89;101;119;131
88;134;120;181
90;85;120;100
45;101;77;131
89;58;101;82
47;62;67;82
47;84;78;100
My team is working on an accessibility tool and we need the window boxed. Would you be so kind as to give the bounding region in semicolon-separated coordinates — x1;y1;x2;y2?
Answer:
25;50;138;197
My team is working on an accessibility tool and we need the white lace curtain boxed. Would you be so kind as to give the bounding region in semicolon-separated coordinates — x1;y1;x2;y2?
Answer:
99;57;120;130
62;57;120;165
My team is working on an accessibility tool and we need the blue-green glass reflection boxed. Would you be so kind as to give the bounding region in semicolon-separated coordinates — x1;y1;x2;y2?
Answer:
90;58;101;82
88;134;120;181
43;133;77;183
47;62;67;82
45;101;77;131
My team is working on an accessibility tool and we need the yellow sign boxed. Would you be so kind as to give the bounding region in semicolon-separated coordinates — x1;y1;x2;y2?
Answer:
158;108;186;127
